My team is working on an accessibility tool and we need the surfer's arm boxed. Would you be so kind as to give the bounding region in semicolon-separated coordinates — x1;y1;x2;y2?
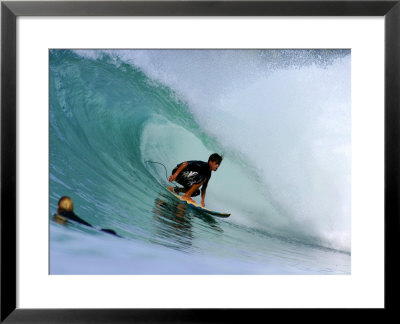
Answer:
200;178;209;207
169;161;188;182
200;188;206;207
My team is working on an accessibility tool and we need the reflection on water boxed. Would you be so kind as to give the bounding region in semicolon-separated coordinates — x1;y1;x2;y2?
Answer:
152;194;223;252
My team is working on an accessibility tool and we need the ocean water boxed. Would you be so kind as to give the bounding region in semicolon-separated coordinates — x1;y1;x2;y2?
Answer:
49;49;351;274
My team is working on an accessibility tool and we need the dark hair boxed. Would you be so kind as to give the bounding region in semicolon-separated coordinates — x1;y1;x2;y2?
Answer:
208;153;223;164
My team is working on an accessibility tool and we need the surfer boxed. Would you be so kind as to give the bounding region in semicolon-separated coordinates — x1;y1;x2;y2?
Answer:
168;153;223;207
53;196;119;237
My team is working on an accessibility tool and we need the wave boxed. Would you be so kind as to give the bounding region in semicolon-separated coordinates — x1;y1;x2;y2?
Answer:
50;49;351;252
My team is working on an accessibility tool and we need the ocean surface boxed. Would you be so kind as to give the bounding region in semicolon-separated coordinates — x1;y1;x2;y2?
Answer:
49;49;351;274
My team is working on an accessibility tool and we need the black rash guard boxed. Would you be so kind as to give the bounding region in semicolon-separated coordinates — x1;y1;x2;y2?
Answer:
56;210;93;227
54;211;119;236
172;160;211;190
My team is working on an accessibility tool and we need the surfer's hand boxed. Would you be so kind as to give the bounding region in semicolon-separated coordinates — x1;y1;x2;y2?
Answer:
201;200;205;207
169;174;176;182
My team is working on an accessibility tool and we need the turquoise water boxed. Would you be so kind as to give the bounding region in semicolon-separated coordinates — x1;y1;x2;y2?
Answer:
49;50;351;274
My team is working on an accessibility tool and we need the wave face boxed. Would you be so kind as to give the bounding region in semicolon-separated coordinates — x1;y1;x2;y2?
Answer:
49;50;351;274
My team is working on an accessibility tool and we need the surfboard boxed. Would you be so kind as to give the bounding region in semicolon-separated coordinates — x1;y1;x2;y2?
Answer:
167;187;231;218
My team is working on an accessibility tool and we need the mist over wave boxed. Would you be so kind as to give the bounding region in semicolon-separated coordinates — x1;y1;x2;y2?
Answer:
65;49;351;252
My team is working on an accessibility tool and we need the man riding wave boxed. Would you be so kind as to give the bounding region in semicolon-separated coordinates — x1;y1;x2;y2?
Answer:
168;153;223;207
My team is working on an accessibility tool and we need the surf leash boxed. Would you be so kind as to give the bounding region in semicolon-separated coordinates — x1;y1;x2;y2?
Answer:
144;160;170;183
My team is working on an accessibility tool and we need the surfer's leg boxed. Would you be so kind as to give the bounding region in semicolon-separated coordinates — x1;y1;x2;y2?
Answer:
182;180;205;202
169;186;199;196
168;186;185;194
175;187;188;194
173;176;192;194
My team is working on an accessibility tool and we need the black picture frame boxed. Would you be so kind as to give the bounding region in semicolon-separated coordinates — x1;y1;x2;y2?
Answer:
1;0;399;322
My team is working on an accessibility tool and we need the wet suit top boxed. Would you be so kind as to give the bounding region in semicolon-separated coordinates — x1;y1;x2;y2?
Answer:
173;160;211;190
54;211;119;236
56;210;93;227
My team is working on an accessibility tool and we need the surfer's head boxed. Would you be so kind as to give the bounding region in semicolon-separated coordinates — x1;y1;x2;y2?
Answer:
58;196;74;213
208;153;223;171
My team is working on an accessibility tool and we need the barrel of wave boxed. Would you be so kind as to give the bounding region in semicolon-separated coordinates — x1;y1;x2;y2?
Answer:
139;115;286;230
